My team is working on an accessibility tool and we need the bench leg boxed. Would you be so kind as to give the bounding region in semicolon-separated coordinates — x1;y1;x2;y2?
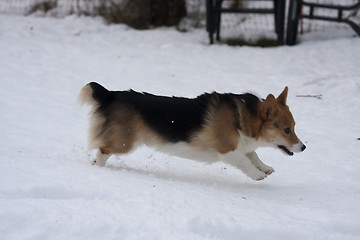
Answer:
274;0;286;45
286;0;302;45
206;0;215;44
215;0;222;42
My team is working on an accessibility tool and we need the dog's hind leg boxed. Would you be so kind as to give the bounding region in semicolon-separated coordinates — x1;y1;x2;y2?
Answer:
220;151;267;181
246;151;274;175
93;148;111;167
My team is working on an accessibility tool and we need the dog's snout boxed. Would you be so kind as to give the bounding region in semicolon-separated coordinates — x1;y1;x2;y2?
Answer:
290;139;306;153
301;144;306;152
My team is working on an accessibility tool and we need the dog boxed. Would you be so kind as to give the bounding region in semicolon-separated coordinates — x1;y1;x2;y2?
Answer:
79;82;306;181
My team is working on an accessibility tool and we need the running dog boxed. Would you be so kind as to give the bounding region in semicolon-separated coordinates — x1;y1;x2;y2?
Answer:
79;82;306;180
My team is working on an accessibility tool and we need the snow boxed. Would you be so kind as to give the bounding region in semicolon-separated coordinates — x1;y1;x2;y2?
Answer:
1;14;360;240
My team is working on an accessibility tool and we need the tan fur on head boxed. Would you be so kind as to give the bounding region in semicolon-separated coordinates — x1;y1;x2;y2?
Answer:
257;87;301;150
277;86;288;105
259;94;277;121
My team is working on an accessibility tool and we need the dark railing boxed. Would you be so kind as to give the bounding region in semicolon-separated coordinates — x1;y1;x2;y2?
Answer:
206;0;286;45
286;0;360;45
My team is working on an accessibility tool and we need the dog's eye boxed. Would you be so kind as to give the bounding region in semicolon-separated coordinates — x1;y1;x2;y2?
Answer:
284;128;291;134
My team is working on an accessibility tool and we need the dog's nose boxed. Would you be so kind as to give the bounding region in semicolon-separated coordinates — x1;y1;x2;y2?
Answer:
301;144;306;151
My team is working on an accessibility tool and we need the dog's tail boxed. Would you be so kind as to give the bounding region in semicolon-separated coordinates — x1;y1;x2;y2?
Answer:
79;82;112;150
78;82;111;108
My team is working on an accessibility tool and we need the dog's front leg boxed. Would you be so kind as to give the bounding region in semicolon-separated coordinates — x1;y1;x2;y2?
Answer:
246;151;274;175
220;150;267;181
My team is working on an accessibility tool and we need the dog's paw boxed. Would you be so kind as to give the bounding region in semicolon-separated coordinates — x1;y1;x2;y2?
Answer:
263;167;275;175
258;166;274;175
254;174;268;181
256;172;268;181
247;170;268;181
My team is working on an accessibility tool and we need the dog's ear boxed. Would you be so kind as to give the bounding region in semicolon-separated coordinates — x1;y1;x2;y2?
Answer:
277;86;288;105
260;94;277;120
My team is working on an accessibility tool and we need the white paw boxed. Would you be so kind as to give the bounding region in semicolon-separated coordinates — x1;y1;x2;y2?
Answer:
255;172;268;181
247;170;268;181
259;166;274;175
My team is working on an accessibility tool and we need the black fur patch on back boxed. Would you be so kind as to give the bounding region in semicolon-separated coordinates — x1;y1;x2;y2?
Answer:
236;93;261;115
88;82;113;111
110;90;212;142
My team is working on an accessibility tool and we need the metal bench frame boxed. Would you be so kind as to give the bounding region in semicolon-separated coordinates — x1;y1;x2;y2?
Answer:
206;0;286;45
286;0;360;45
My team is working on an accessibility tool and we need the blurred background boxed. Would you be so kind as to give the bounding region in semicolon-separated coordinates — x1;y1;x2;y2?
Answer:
1;0;359;42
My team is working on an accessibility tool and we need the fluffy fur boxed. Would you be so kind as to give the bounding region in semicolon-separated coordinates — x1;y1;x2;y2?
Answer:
79;82;306;181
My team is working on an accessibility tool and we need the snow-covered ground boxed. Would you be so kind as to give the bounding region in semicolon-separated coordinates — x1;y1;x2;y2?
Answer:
1;14;360;240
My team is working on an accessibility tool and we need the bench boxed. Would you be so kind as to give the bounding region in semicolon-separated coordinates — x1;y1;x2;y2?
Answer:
286;0;360;45
206;0;286;45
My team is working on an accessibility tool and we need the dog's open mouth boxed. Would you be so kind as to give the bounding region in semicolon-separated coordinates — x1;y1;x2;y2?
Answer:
278;145;294;156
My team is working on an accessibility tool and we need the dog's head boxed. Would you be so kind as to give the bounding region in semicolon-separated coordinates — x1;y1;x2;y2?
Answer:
259;87;306;155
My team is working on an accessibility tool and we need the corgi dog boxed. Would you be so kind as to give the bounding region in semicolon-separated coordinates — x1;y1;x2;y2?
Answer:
79;82;305;181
